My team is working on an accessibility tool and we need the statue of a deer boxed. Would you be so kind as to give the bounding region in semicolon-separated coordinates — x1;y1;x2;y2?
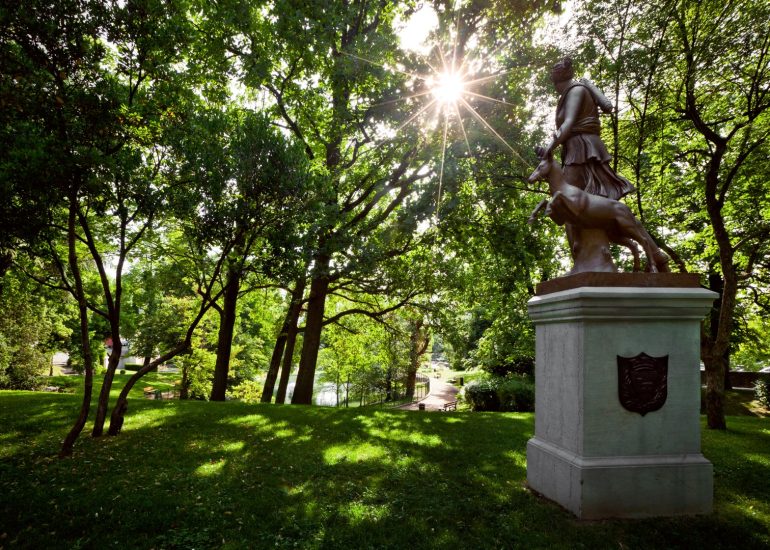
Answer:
527;150;669;273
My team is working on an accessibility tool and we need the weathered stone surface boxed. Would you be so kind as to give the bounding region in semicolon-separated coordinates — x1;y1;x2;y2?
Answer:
526;285;716;518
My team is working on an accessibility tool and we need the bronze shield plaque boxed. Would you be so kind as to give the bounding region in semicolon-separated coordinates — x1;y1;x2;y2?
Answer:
617;353;668;416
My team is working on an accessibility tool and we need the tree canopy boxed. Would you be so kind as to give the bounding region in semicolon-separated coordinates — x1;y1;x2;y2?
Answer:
1;0;768;453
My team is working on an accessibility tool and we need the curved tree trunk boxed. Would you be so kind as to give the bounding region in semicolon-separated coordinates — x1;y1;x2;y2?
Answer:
107;281;226;435
702;147;733;430
210;267;241;401
91;341;121;437
108;342;189;435
60;199;94;458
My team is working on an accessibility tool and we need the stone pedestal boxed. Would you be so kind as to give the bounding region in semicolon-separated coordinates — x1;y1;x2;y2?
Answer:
526;278;717;519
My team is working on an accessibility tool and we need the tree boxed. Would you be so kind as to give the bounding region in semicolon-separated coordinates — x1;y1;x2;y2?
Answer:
0;268;71;389
172;109;315;401
574;0;770;428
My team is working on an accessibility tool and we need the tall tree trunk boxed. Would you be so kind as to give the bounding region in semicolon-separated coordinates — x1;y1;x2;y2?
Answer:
385;369;393;402
262;279;305;402
211;266;241;401
60;198;94;458
702;147;733;430
276;317;300;404
406;318;429;399
262;332;287;404
292;258;330;405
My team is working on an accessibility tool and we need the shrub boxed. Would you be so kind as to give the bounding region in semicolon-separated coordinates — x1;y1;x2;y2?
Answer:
123;363;142;372
230;379;262;403
756;380;770;409
462;379;500;411
462;375;535;412
497;376;535;412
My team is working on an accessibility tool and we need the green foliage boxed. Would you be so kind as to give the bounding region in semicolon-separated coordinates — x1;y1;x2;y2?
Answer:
496;376;535;412
462;374;535;412
756;380;770;410
178;348;216;400
229;379;263;404
0;271;71;389
462;378;500;411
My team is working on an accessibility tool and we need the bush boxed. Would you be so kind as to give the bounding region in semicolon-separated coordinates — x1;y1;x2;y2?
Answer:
230;379;263;403
756;380;770;409
123;363;142;372
462;379;500;411
496;376;535;412
462;375;535;412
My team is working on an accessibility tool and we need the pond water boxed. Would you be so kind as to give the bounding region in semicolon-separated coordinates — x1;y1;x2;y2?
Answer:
281;371;347;406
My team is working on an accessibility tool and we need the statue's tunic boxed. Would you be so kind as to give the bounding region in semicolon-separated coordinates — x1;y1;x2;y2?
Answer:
556;82;635;201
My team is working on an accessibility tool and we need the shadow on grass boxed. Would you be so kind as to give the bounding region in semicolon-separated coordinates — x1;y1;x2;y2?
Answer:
1;393;769;549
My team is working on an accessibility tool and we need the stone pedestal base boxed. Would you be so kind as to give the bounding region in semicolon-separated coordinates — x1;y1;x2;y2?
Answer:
526;282;716;519
527;438;713;519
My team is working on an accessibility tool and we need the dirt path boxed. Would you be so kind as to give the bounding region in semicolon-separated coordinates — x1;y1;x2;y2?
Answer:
398;378;459;411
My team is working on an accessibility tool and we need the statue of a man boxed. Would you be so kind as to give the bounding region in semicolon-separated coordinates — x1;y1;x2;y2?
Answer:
543;58;634;201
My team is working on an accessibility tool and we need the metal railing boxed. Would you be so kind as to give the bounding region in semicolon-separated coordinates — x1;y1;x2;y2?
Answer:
358;374;431;408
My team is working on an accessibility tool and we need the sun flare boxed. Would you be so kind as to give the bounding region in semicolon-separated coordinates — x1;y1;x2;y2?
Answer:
431;71;465;105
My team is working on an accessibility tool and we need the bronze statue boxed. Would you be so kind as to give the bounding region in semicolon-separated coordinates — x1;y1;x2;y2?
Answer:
529;58;668;274
543;58;634;200
528;149;669;273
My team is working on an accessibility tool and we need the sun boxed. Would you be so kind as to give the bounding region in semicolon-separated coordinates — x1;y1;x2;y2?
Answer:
431;71;465;106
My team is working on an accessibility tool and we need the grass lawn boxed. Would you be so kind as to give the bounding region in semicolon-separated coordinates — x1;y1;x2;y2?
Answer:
1;392;769;549
43;371;182;400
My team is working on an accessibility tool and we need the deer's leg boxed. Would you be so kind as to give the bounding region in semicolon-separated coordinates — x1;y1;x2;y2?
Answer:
613;236;641;272
614;208;663;273
528;199;550;225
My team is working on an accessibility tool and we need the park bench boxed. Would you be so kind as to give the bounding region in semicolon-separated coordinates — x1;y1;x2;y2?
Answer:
143;386;162;399
442;401;457;412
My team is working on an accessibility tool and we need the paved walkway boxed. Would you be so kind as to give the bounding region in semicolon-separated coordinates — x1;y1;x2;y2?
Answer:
398;378;459;411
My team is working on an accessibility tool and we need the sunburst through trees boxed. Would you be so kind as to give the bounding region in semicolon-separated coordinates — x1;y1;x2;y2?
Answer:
342;8;533;214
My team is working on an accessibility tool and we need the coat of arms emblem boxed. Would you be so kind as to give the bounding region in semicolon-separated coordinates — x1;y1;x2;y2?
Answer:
617;353;669;416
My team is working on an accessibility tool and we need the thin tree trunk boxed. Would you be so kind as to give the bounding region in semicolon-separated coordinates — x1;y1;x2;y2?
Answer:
210;267;241;401
262;279;305;402
106;244;230;435
60;198;94;458
406;318;429;399
91;342;121;437
702;147;732;430
180;362;190;400
108;340;192;435
275;318;300;404
292;258;330;405
262;333;287;404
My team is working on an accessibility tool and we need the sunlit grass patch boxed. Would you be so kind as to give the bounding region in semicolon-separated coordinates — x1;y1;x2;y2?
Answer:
195;457;227;477
323;441;387;464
